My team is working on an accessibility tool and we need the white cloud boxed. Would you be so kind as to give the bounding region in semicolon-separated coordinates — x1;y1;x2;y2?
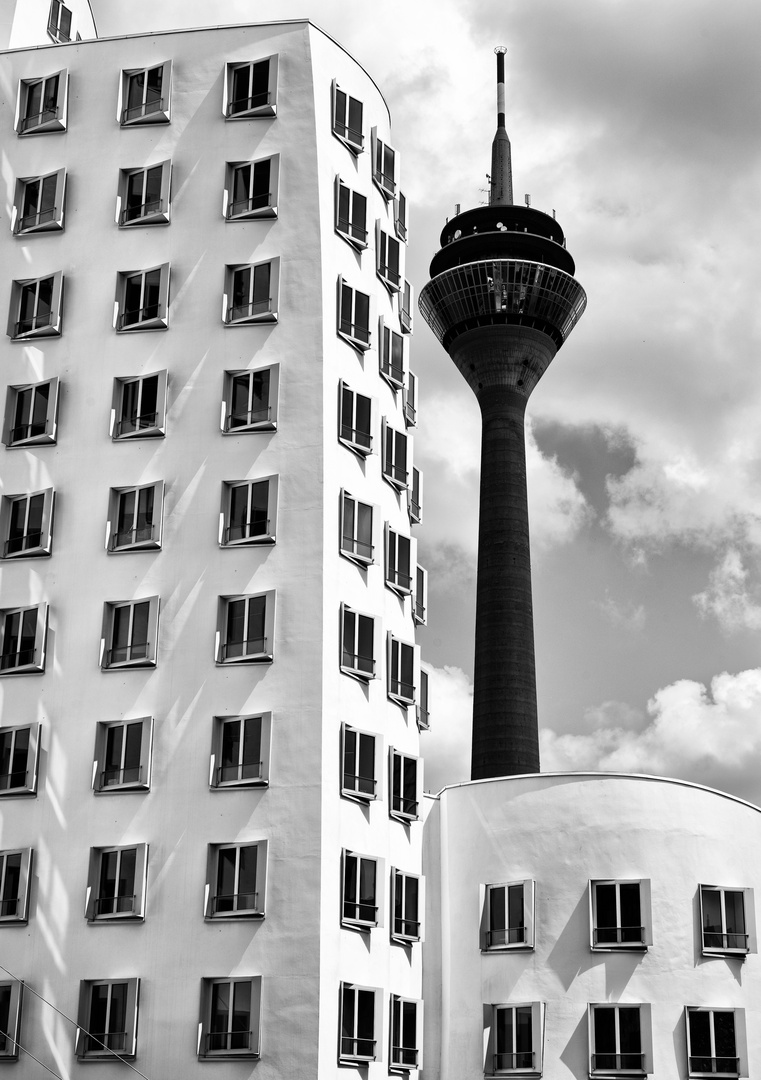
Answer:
595;594;646;632
526;421;592;553
421;664;473;794
693;549;761;632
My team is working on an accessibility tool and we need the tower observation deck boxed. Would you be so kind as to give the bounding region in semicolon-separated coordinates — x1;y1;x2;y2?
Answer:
418;48;586;779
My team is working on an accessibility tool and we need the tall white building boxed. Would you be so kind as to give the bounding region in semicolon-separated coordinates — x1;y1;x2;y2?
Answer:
0;9;426;1077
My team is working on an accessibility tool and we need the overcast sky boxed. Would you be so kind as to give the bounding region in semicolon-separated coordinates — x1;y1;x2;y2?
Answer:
93;0;761;801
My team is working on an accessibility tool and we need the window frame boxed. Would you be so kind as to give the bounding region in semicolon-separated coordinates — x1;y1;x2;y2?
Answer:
685;1007;746;1079
389;748;422;822
417;667;430;731
216;591;276;665
224;56;278;119
219;476;278;547
404;370;418;428
205;841;268;919
341;724;381;803
481;880;536;952
76;978;139;1060
116;160;171;227
337;276;372;352
222;365;279;433
382;419;409;491
390;995;423;1072
0;723;40;797
335;176;368;250
588;1003;653;1077
589;879;652;951
388;634;418;709
16;70;68;135
4;378;59;448
699;884;755;957
394;191;408;243
339;983;382;1064
224;155;279;220
0;488;55;560
379;316;406;391
0;980;23;1060
92;717;153;793
332;81;364;154
210;713;272;789
0;848;33;923
340;604;377;681
409;466;423;524
339;382;375;458
100;596;159;671
198;977;262;1059
371;128;397;200
12;168;66;234
340;491;375;567
414;564;428;626
0;604;48;676
376;222;402;293
106;481;163;553
342;849;383;931
385;525;414;596
110;371;168;440
85;843;148;921
114;263;170;332
223;259;279;325
47;0;73;43
399;278;414;334
7;272;63;340
118;61;171;126
391;868;424;944
488;1001;545;1077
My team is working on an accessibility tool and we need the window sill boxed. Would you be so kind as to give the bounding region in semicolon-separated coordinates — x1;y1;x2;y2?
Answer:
336;226;368;253
337;328;371;354
390;810;419;824
338;435;373;459
227;206;277;221
120;113;170;128
591;942;648;952
333;127;364;156
14;220;63;236
206;909;265;920
17;120;65;136
0;665;44;677
383;472;409;493
101;659;156;672
119;213;170;228
10;325;61;342
701;947;749;958
2;547;51;560
226;105;276;120
116;317;168;333
225;312;278;326
221;535;276;548
340;663;375;683
217;653;274;666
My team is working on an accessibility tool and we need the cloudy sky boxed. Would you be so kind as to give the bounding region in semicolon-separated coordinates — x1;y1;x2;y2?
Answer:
92;0;761;800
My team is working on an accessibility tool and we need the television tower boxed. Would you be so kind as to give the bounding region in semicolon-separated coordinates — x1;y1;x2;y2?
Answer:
418;48;587;779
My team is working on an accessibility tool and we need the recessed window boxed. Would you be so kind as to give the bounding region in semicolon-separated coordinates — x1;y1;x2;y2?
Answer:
417;668;430;731
341;724;379;801
685;1008;744;1078
404;371;418;428
409;466;423;524
340;604;376;680
111;371;167;440
388;634;417;708
7;273;63;340
382;420;409;491
16;70;67;135
377;225;402;292
399;279;413;334
389;749;421;821
205;841;267;918
339;984;380;1064
390;996;422;1072
372;128;397;200
117;161;171;226
589;1004;652;1076
198;977;262;1058
210;713;271;788
490;1002;545;1076
332;81;364;153
0;849;32;923
12;169;66;234
119;62;171;125
385;526;413;595
335;178;367;249
4;378;59;448
340;492;374;566
93;717;153;792
100;597;159;670
590;879;651;950
379;318;405;390
395;191;408;242
224;260;279;324
76;979;139;1059
337;277;371;351
220;477;278;546
414;565;428;625
0;605;47;675
216;592;275;664
224;57;278;119
482;880;535;951
339;382;373;456
48;0;73;42
700;885;753;956
114;264;169;331
222;366;278;433
342;850;382;930
0;724;40;796
85;844;147;921
225;156;279;219
0;980;22;1060
1;488;54;559
106;482;163;552
392;869;422;943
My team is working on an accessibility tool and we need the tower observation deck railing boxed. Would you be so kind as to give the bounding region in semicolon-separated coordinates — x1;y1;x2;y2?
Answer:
418;259;587;351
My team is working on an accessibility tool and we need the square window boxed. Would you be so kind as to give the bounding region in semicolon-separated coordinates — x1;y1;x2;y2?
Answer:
685;1008;745;1078
404;371;418;428
225;156;279;219
205;841;267;918
339;983;381;1064
377;225;402;292
93;717;153;792
117;160;171;226
198;977;262;1058
4;378;59;448
16;70;67;135
395;191;408;243
222;365;279;432
342;850;383;930
85;844;148;920
589;1004;652;1076
340;492;375;566
224;260;279;324
216;591;275;664
48;0;73;42
100;597;159;670
220;477;278;546
12;169;66;234
399;279;414;334
340;604;376;680
1;488;54;559
0;848;32;922
390;995;423;1071
106;482;163;552
414;564;427;625
489;1002;545;1076
389;749;421;821
0;724;40;796
76;979;139;1059
7;273;63;340
332;82;364;153
481;880;535;951
372;128;397;200
392;869;423;943
0;605;47;675
119;62;171;125
388;636;418;708
379;317;405;390
0;981;22;1060
590;879;651;950
382;420;409;491
339;382;374;456
416;668;430;731
409;466;423;524
700;885;754;956
210;713;271;788
341;724;379;801
335;178;368;249
114;264;169;331
337;276;371;352
111;371;167;440
385;526;414;595
224;57;278;119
